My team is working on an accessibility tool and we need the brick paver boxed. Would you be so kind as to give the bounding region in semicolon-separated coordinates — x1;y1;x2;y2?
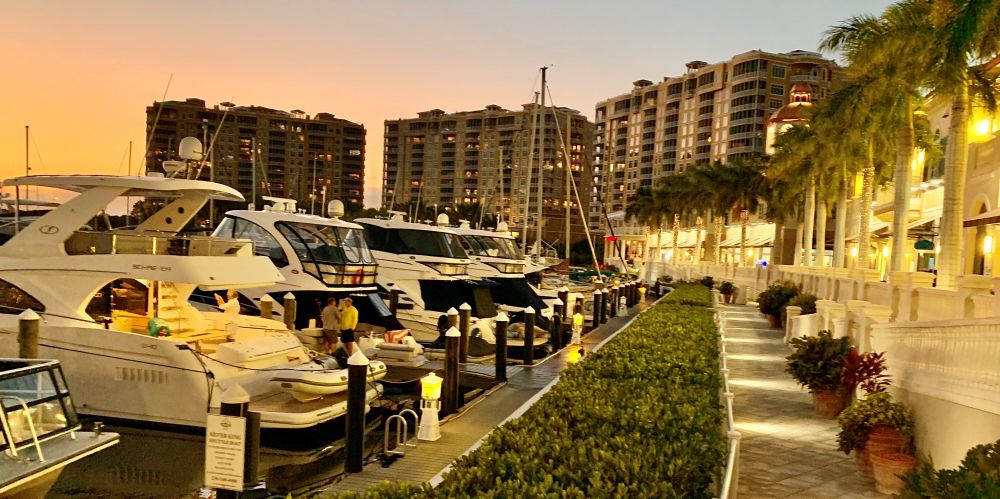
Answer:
720;304;888;498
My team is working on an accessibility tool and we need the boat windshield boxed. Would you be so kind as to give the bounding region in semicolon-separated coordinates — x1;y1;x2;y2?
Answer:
361;224;468;259
467;235;521;260
276;222;375;265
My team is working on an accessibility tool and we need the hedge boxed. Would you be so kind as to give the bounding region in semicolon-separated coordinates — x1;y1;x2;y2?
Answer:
662;282;713;307
327;299;725;498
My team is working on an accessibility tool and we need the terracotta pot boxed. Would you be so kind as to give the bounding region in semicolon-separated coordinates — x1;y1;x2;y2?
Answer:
867;425;904;455
855;446;874;478
723;293;733;304
812;388;848;418
870;451;916;495
765;314;780;328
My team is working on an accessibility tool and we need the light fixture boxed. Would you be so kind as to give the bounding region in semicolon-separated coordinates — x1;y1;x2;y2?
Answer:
572;313;584;345
418;373;443;441
851;247;859;257
883;246;890;257
985;235;994;255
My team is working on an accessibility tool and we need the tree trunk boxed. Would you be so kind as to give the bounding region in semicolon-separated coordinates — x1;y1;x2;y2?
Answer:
739;208;749;267
773;219;784;265
834;176;848;268
695;216;704;263
672;213;680;265
937;86;970;290
715;215;723;264
803;178;816;266
793;220;804;265
858;140;876;270
890;96;915;272
816;198;828;267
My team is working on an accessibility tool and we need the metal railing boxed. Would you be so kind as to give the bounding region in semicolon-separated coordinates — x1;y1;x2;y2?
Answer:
65;231;252;257
716;308;741;499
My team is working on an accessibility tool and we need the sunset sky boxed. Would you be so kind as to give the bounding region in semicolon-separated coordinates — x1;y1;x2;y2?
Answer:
1;0;893;207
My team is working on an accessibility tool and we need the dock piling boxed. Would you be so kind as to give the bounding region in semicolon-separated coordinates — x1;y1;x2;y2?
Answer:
282;293;297;330
442;327;461;415
494;312;508;382
458;303;471;363
259;294;273;319
17;309;39;359
523;306;535;365
592;290;602;330
550;299;564;351
345;351;370;473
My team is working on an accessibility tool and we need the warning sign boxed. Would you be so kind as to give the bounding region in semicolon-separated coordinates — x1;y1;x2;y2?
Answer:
204;414;246;490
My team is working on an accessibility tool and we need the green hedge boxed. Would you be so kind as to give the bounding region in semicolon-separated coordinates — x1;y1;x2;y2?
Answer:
662;282;713;307
328;301;725;498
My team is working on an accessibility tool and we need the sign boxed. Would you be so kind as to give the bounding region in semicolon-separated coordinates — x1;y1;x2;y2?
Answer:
205;414;246;490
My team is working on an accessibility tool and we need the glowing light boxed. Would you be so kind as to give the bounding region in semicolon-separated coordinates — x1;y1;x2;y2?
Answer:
421;373;443;400
974;118;992;140
883;246;890;257
935;244;940;254
985;235;993;254
746;249;754;256
851;247;859;257
916;149;926;165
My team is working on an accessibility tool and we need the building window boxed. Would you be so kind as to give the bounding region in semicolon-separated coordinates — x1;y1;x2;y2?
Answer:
770;99;782;108
770;85;785;96
772;65;786;78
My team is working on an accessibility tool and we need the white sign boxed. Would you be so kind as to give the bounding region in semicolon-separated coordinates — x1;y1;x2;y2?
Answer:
204;414;246;490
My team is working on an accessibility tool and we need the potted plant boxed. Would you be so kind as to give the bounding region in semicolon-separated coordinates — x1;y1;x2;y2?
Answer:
757;281;798;328
786;293;817;315
871;451;917;495
718;281;735;304
699;275;715;289
785;331;853;417
837;391;914;480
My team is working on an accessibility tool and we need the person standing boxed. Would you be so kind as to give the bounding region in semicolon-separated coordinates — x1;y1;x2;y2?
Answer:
340;297;359;355
320;297;341;354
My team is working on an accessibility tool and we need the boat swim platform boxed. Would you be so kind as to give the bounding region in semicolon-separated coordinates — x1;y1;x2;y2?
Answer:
332;300;652;494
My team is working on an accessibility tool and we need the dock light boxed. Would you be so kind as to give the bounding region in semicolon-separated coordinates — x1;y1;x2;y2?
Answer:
571;313;584;345
418;373;443;441
638;285;647;300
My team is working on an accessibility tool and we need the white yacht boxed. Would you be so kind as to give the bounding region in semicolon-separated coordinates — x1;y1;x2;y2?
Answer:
353;215;494;341
0;175;384;429
209;197;402;333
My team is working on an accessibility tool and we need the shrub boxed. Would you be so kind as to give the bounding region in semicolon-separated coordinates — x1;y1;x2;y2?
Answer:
903;438;1000;498
841;348;891;395
663;283;713;307
699;275;715;289
757;281;799;323
787;293;817;315
785;331;852;392
718;281;735;296
327;302;726;498
837;391;914;455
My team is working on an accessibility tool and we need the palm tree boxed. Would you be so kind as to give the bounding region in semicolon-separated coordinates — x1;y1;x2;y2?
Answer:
688;160;768;266
625;186;668;268
823;0;936;273
927;0;1000;289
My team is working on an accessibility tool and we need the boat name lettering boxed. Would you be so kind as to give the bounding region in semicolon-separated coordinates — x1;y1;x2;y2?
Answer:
133;264;172;271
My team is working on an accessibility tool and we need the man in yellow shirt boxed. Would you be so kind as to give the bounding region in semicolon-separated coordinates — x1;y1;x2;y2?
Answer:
339;297;359;355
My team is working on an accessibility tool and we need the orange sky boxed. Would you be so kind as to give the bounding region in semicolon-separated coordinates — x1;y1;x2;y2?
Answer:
0;1;893;207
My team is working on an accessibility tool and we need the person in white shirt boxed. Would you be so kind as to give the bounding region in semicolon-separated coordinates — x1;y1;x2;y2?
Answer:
214;289;241;315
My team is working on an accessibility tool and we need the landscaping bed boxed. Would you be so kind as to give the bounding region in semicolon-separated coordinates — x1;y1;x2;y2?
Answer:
330;292;726;498
661;282;713;307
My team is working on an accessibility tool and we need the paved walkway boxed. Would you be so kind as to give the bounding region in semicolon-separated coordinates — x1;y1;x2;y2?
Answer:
720;304;887;498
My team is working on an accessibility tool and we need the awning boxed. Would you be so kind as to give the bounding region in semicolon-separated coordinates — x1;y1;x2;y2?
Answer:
965;208;1000;227
847;219;891;240
907;209;941;230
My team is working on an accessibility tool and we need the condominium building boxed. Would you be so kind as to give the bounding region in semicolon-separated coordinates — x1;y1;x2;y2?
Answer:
592;50;842;218
383;104;595;248
145;98;366;210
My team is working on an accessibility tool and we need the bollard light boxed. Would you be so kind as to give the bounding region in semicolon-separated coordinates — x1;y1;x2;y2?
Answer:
571;313;584;345
418;372;443;441
639;285;647;300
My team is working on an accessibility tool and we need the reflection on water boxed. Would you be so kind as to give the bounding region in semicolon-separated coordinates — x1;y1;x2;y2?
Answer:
50;416;386;498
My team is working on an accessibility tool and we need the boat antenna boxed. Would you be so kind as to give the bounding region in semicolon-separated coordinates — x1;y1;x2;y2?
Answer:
139;73;174;176
193;104;231;180
545;83;605;283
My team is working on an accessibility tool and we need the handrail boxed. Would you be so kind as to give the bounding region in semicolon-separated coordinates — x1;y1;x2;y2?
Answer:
383;408;419;457
0;395;45;462
716;309;741;499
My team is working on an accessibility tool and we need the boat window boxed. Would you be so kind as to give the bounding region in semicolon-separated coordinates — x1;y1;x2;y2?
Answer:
0;279;44;314
469;235;521;259
87;279;148;323
276;222;354;264
337;227;376;264
225;217;288;267
359;223;468;259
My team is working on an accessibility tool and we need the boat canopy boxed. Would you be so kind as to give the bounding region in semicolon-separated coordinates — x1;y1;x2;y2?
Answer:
4;175;244;202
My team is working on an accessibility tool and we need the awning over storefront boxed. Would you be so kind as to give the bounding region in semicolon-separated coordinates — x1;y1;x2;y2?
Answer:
964;208;1000;227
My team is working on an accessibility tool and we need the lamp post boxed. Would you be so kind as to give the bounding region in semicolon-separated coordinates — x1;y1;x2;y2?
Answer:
417;372;443;441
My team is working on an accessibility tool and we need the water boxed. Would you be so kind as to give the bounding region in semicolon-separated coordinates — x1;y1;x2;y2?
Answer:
50;416;388;498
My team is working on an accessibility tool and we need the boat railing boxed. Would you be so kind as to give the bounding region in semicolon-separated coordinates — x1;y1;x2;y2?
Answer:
65;231;253;257
0;359;80;461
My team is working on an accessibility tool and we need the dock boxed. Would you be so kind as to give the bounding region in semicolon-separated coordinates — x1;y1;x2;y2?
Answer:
334;301;650;492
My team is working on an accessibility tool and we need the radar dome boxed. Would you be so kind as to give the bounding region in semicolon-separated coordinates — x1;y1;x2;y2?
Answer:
436;213;450;226
178;137;204;161
328;200;345;218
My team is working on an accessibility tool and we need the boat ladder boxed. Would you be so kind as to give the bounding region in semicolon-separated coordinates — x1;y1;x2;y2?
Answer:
383;408;419;458
0;395;46;462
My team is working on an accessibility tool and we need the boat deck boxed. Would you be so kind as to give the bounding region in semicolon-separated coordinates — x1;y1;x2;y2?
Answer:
333;300;650;493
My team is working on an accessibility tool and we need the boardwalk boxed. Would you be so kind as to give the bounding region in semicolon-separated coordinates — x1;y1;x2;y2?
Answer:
721;304;888;498
333;304;647;493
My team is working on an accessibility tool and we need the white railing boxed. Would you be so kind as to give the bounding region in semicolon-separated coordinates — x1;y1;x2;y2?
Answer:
871;318;1000;415
716;309;741;499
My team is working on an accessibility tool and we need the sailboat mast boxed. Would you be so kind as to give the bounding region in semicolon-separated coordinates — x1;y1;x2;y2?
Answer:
564;113;571;260
521;91;539;254
251;137;257;210
534;66;547;259
25;125;30;177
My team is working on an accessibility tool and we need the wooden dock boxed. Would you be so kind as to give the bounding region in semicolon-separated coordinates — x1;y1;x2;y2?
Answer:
333;302;650;493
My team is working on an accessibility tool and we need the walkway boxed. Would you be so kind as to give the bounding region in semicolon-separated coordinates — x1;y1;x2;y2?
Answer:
720;304;887;498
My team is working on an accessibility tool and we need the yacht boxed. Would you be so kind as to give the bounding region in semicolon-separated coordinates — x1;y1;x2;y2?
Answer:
0;175;385;429
209;197;402;333
0;358;119;498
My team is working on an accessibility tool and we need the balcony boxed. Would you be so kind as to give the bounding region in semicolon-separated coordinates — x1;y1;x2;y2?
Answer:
65;232;252;257
732;70;765;81
791;74;820;82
